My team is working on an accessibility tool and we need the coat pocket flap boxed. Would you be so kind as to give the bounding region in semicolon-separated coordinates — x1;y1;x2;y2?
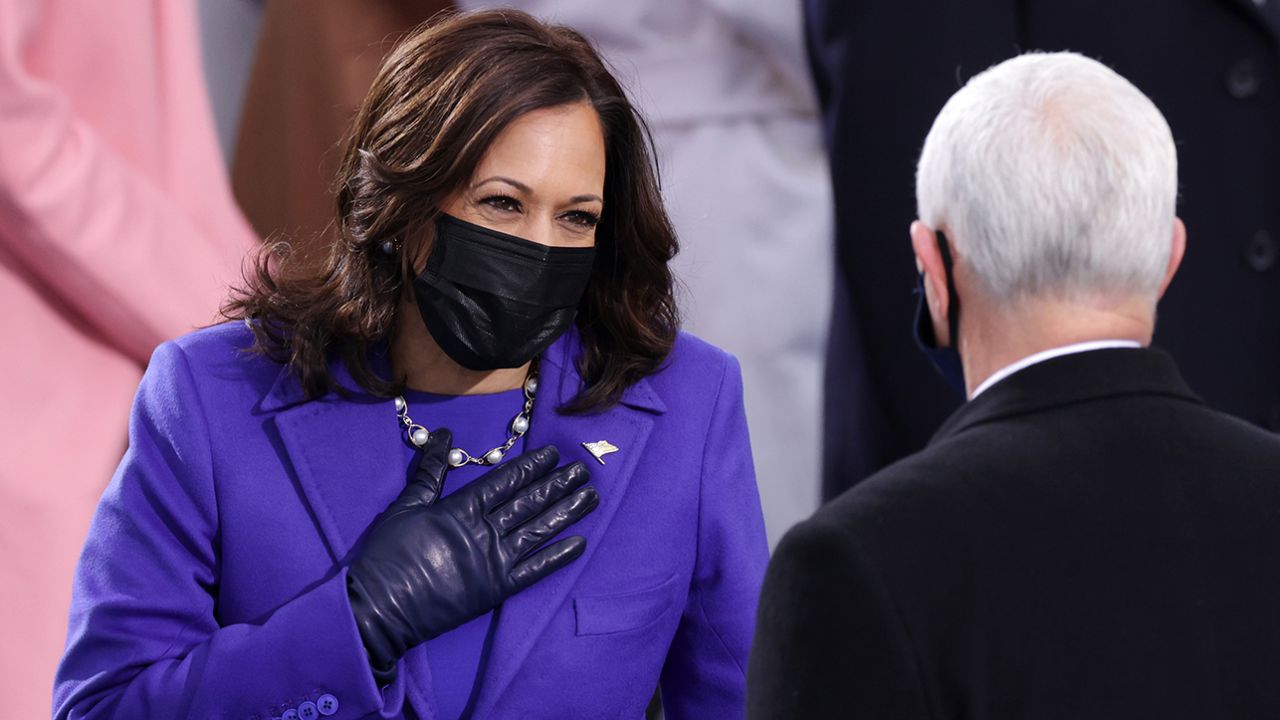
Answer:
573;573;681;636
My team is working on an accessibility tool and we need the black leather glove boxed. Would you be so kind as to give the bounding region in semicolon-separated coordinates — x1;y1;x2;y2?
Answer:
347;429;598;677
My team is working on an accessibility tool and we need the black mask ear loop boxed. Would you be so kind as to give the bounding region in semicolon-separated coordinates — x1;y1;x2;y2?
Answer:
935;230;961;350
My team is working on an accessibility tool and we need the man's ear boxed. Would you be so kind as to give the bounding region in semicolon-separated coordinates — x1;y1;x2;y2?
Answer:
911;220;952;346
1158;217;1186;299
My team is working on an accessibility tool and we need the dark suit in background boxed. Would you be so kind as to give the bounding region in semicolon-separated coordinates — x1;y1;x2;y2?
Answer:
748;348;1280;718
808;0;1280;496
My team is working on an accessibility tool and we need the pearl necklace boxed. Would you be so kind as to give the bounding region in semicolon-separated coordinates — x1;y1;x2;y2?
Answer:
393;364;539;468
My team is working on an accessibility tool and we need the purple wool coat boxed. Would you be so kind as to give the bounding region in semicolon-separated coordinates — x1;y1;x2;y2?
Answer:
53;322;768;720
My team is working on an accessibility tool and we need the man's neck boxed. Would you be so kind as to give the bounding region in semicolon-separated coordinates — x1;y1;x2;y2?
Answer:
960;294;1156;399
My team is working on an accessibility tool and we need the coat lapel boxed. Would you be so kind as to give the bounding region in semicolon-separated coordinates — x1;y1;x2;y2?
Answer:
468;334;664;718
264;367;408;565
265;364;444;720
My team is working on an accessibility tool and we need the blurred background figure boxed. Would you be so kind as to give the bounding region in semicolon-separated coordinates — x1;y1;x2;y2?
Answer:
808;0;1280;497
225;0;832;546
0;0;256;715
230;0;449;256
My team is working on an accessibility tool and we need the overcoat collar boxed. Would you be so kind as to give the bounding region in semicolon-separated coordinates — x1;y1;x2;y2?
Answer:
931;347;1202;445
263;330;662;719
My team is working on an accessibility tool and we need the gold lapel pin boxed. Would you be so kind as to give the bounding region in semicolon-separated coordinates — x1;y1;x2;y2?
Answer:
582;440;620;465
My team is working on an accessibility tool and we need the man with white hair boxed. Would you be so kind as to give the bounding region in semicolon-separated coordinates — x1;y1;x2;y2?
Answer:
747;52;1280;719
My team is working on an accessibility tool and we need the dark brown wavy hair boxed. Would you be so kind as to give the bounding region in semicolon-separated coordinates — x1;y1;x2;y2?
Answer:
223;9;680;413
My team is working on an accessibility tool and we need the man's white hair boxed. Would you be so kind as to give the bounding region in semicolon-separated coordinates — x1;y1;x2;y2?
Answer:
916;51;1178;303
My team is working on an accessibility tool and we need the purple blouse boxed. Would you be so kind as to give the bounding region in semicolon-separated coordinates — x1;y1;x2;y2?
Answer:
398;386;528;720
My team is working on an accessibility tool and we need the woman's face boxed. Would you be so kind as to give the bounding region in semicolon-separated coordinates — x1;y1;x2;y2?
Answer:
440;101;606;249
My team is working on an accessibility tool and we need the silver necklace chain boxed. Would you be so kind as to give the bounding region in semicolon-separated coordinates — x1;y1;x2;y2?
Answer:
394;362;539;468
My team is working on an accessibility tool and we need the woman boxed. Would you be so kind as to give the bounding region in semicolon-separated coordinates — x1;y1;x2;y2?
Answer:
54;10;767;720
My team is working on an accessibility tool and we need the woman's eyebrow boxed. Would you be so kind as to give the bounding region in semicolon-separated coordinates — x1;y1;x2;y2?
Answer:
475;176;602;205
474;176;532;193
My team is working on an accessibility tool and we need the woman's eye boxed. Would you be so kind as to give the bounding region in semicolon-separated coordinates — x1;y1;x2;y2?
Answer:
481;195;522;213
563;210;600;229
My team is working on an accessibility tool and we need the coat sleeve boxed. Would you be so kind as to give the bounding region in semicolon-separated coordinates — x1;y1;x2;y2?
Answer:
659;354;770;719
745;517;932;719
53;342;404;720
0;0;255;365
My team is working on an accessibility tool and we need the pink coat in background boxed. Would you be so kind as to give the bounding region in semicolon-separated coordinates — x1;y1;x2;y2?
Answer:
0;0;257;715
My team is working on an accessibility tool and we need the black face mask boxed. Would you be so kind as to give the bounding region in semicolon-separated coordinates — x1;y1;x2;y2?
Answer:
912;230;966;394
412;214;596;371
